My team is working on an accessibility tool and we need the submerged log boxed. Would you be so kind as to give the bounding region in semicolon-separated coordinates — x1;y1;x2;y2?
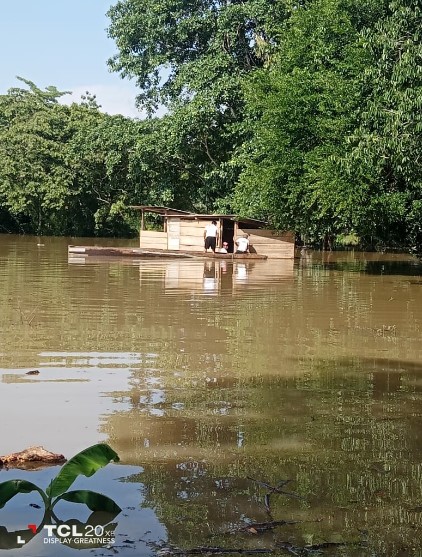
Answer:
0;446;66;469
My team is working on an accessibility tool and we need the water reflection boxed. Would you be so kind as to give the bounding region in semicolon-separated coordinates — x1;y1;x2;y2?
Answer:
69;255;295;293
202;261;217;293
1;236;422;555
98;349;422;554
235;262;248;282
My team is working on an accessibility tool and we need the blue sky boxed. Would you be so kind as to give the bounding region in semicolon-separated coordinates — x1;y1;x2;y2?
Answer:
0;0;142;117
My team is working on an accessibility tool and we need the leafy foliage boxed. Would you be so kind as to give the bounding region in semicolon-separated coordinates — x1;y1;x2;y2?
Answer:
0;0;420;248
346;0;422;249
0;444;121;514
233;0;390;244
232;0;421;248
47;443;119;499
0;480;47;510
56;490;121;514
106;0;289;211
0;79;74;234
107;0;286;111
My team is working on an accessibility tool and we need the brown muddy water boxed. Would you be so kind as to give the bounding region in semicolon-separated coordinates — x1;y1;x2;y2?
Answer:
0;235;421;557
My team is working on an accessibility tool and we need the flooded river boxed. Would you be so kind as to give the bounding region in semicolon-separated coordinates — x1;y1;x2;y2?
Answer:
0;235;421;556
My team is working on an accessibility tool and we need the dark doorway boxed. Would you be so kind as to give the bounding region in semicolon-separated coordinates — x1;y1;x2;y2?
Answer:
222;219;235;253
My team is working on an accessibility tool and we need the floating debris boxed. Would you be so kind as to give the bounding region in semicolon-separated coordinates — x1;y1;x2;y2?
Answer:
0;446;66;468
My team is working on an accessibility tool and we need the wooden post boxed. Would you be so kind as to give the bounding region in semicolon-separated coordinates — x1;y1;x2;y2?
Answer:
219;218;222;248
233;220;238;256
140;209;144;247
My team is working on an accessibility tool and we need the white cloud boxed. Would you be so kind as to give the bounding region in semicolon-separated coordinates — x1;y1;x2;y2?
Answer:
61;83;146;119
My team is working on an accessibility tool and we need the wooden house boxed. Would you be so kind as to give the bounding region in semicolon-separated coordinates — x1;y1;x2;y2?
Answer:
131;206;295;259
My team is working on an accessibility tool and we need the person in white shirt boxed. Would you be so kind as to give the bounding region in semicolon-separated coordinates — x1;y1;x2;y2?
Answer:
235;234;250;253
204;220;218;252
218;242;229;253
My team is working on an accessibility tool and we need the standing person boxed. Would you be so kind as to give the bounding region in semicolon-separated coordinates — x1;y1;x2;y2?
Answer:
235;234;250;254
204;220;218;252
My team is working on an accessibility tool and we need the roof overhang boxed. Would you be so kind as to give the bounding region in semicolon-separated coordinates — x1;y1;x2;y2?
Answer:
129;206;267;227
183;214;268;227
129;205;192;215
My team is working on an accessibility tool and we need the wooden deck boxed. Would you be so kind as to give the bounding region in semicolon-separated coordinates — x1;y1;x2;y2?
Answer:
68;246;268;260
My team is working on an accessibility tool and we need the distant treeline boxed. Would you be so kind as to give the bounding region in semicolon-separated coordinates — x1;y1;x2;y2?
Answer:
0;0;420;250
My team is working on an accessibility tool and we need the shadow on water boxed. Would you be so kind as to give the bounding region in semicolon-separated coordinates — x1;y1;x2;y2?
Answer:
318;260;422;276
301;250;422;276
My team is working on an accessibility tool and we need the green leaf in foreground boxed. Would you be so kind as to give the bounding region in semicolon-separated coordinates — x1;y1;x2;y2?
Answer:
0;479;47;509
47;443;120;499
54;490;121;514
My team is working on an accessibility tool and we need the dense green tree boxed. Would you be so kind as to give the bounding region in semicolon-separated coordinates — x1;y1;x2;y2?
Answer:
347;0;422;249
0;1;420;247
233;0;421;249
0;78;73;234
0;80;149;236
233;0;389;245
107;0;289;211
107;0;286;110
65;105;142;236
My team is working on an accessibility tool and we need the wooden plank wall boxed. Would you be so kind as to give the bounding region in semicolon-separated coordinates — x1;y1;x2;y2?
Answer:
139;230;168;249
165;261;206;290
138;220;294;258
167;219;181;250
239;228;295;259
179;220;208;252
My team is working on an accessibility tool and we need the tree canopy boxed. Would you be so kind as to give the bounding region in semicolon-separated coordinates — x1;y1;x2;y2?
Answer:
346;0;422;248
0;0;420;249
